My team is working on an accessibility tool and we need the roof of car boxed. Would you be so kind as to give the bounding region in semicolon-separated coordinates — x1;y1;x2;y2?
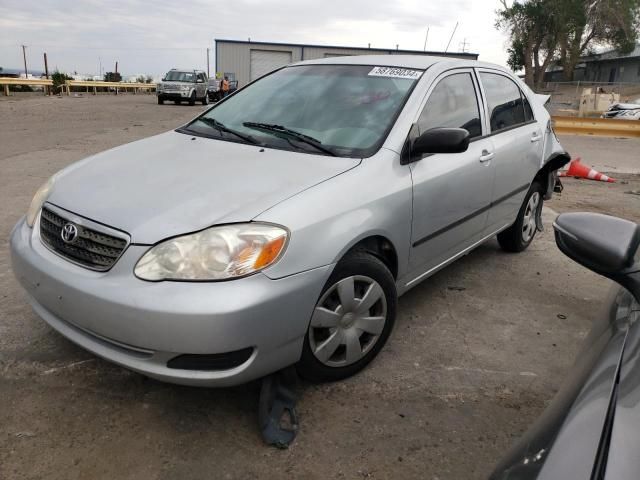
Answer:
294;55;508;73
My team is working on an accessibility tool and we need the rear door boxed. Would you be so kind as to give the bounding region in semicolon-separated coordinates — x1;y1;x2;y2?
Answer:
196;72;207;98
476;70;543;232
408;69;496;274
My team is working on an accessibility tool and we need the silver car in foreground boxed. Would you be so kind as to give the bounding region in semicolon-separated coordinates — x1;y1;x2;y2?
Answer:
10;56;569;387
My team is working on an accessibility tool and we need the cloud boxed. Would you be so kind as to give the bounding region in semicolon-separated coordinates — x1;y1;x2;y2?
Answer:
0;0;508;76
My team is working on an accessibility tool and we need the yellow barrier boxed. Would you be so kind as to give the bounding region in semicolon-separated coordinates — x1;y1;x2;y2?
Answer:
552;115;640;138
64;80;156;95
0;77;54;96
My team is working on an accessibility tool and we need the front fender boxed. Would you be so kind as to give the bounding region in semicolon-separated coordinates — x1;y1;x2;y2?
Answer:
257;149;413;281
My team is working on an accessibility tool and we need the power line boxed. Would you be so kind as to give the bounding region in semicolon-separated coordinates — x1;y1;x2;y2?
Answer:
444;21;459;54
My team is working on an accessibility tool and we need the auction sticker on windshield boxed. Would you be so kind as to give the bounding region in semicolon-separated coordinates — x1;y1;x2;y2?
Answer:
368;66;422;79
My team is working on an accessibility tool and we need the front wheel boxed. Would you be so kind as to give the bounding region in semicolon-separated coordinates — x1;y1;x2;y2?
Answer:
157;96;164;105
188;91;196;106
202;93;209;105
297;251;397;382
497;181;544;252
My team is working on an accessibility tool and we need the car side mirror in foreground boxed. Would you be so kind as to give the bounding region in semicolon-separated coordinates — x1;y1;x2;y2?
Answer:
411;127;470;159
554;212;640;299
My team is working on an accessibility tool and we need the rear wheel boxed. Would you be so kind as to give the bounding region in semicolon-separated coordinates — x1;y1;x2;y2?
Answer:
497;181;544;252
297;251;397;382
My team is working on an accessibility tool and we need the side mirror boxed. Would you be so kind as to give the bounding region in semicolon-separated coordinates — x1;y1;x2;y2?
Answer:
411;127;470;159
554;212;640;298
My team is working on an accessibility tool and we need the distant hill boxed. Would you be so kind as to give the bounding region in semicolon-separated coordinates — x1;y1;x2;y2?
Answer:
0;67;46;77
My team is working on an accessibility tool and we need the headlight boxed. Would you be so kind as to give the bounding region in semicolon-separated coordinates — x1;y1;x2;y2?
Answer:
134;223;288;281
26;176;56;227
180;85;190;91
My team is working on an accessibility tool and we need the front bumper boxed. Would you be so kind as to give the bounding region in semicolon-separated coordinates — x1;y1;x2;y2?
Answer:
10;216;332;386
157;91;192;99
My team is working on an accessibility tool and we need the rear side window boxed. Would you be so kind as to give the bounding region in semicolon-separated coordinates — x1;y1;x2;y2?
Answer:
417;72;482;139
480;72;526;132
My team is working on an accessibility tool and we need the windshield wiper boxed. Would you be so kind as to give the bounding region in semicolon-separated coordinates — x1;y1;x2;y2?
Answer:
242;122;337;156
194;117;259;144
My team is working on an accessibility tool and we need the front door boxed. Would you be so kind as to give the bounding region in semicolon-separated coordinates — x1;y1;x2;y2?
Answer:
408;70;495;274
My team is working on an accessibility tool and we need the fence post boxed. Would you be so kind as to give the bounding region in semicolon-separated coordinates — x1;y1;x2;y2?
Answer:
3;84;9;96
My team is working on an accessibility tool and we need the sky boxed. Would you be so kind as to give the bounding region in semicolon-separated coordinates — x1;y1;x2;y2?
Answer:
0;0;511;78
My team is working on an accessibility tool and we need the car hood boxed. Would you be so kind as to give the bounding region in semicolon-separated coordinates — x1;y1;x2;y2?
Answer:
47;131;361;243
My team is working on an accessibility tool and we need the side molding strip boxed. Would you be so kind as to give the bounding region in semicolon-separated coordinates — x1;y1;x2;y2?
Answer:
412;183;529;248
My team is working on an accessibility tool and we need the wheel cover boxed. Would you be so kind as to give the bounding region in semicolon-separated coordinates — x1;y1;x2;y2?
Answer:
309;275;387;367
522;191;540;243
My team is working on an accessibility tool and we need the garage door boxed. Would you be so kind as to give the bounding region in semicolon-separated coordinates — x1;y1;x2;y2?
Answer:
250;50;292;81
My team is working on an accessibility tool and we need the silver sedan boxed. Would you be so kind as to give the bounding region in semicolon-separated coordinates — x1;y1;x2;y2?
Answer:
10;55;569;386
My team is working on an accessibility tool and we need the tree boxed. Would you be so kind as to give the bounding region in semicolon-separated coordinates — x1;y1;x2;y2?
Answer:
104;72;122;82
51;70;73;92
555;0;640;80
497;0;640;87
496;0;561;89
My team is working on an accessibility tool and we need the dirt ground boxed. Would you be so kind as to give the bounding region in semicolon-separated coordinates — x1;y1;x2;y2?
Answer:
1;95;639;480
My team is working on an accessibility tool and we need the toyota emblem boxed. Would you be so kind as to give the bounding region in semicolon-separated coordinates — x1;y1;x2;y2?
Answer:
61;223;79;244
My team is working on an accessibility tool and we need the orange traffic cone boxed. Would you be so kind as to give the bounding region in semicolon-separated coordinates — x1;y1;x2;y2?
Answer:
558;157;615;183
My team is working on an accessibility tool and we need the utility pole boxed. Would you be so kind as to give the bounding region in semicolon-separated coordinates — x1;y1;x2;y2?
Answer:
423;27;430;51
207;48;210;77
459;38;470;53
43;52;50;95
444;22;458;54
115;61;118;74
22;45;28;78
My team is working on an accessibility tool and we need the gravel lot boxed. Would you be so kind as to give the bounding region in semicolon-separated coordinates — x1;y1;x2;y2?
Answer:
1;94;639;480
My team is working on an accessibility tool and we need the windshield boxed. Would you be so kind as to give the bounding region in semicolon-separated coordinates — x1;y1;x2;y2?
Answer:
164;71;195;82
182;64;422;157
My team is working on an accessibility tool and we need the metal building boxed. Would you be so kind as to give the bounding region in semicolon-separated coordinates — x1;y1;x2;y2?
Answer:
214;39;479;88
544;43;640;83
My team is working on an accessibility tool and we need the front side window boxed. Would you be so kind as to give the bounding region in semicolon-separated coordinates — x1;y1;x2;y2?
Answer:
182;64;423;157
480;72;526;132
416;72;482;139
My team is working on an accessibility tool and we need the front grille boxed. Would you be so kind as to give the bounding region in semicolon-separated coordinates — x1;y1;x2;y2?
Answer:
39;206;128;271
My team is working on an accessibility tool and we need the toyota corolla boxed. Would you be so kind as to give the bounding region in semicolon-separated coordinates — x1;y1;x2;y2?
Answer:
10;56;570;386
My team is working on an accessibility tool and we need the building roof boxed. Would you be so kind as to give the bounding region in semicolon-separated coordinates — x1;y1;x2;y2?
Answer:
214;38;479;59
583;43;640;62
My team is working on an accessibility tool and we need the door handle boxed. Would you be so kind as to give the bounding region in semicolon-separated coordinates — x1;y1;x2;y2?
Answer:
479;150;494;163
531;133;542;142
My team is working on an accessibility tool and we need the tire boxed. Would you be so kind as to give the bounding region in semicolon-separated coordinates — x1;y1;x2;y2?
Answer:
157;97;164;105
497;180;544;253
297;251;397;382
202;93;209;105
188;91;196;106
